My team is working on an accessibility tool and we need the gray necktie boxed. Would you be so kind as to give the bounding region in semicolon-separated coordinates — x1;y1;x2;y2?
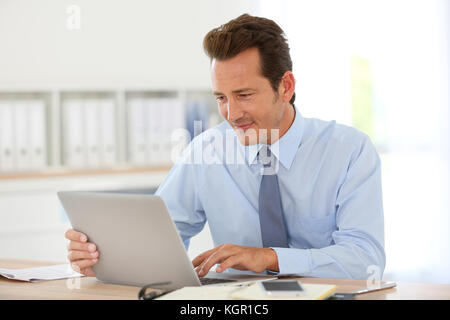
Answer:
258;147;288;248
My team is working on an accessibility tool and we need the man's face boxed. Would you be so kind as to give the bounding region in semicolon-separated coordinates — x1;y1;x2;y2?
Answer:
211;48;285;145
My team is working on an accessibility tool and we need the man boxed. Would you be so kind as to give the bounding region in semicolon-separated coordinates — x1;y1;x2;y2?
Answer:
65;14;385;280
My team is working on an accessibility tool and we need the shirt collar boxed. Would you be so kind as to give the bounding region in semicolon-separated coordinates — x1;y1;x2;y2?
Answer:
247;105;304;170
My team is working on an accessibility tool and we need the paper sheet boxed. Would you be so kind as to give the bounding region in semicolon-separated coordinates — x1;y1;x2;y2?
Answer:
0;264;84;282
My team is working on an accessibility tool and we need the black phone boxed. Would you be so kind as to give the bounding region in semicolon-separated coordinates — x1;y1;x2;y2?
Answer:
259;280;305;296
326;293;356;300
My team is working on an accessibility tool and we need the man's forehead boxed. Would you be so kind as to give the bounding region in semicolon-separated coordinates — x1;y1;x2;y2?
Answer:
211;48;261;76
210;48;263;90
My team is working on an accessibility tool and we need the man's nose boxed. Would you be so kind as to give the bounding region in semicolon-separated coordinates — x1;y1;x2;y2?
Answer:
226;99;244;122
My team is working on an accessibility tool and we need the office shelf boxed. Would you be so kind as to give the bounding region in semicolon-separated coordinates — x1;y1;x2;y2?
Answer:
0;86;218;180
0;165;172;181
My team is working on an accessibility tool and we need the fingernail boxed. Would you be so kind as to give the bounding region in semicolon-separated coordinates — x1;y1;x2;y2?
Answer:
80;235;87;242
71;263;80;272
91;252;97;257
88;244;95;252
92;259;98;263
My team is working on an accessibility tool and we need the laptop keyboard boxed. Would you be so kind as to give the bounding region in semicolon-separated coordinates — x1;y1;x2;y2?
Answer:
200;277;237;285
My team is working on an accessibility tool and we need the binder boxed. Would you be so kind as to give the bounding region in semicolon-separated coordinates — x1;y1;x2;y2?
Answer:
127;97;147;165
172;98;186;133
28;99;47;170
14;99;31;171
186;100;209;139
146;97;161;166
159;98;173;165
99;98;117;166
162;98;185;165
84;99;101;168
170;99;187;164
0;100;15;171
62;98;85;168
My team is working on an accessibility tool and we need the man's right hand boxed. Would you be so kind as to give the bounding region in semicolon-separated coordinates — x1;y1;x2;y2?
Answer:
65;229;99;277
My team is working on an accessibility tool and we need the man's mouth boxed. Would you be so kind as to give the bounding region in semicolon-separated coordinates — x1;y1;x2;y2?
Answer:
234;122;254;132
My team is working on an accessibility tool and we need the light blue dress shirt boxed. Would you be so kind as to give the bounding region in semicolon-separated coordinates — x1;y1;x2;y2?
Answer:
155;106;385;280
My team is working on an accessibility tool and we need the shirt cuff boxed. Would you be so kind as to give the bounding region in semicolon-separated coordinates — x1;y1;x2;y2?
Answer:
270;247;312;276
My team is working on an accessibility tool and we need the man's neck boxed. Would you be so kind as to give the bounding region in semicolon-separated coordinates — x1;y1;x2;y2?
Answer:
268;103;295;145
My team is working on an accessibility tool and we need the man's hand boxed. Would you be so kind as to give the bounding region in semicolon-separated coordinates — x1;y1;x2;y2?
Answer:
192;243;279;277
65;229;99;277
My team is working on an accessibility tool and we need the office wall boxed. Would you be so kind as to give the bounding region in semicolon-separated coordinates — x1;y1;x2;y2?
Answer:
0;0;261;263
0;0;258;88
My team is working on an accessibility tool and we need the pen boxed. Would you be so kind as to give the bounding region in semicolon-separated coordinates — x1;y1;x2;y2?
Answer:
351;281;397;294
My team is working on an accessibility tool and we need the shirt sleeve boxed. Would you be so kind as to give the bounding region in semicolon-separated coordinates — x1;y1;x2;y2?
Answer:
155;138;206;250
271;135;386;280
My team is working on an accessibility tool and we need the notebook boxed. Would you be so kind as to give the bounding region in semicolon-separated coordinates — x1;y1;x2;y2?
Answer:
231;282;337;300
157;281;337;300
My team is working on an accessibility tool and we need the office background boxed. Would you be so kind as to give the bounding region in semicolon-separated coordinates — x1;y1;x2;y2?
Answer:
0;0;449;284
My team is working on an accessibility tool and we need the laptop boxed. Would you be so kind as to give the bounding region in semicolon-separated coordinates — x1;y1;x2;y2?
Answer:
57;191;274;290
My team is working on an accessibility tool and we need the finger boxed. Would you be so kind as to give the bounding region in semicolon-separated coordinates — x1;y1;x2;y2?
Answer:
67;241;97;253
72;264;95;277
194;244;226;272
192;246;222;268
68;250;99;262
65;229;88;242
71;258;98;271
216;255;241;273
79;267;96;277
197;244;233;277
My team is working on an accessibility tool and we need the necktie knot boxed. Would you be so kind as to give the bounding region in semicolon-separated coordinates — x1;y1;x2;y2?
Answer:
258;146;278;175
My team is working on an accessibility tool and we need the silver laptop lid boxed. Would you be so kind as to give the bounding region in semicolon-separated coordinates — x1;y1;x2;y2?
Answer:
58;191;201;289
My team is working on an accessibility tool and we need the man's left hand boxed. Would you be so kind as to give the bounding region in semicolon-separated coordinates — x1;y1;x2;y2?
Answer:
192;243;279;277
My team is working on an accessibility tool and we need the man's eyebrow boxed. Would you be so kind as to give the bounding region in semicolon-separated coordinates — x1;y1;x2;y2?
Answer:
213;88;255;95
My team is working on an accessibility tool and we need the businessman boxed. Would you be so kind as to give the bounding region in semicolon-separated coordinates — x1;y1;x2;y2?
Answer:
65;14;385;280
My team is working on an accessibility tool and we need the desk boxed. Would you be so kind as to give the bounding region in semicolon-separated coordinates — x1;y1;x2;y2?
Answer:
1;259;449;300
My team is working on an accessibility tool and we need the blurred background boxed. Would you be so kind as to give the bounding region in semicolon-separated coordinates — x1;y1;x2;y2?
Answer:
0;0;448;284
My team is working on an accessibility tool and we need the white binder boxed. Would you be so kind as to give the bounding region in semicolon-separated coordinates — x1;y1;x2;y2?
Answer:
62;99;85;168
127;97;147;166
28;99;47;170
160;98;172;165
14;100;31;171
146;98;163;166
172;98;186;133
170;100;189;165
161;98;185;166
84;99;101;168
0;100;15;171
99;99;117;166
170;99;187;165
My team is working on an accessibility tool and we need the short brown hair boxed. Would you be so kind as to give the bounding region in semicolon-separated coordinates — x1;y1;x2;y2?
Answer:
203;14;295;104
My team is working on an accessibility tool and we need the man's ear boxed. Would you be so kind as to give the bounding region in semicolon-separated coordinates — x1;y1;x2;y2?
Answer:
279;71;295;103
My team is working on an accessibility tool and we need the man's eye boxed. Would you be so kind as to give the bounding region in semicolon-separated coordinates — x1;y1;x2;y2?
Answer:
216;96;225;102
239;94;252;98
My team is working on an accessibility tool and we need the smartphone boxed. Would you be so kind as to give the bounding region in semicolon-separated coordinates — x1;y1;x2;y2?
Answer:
258;280;305;296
